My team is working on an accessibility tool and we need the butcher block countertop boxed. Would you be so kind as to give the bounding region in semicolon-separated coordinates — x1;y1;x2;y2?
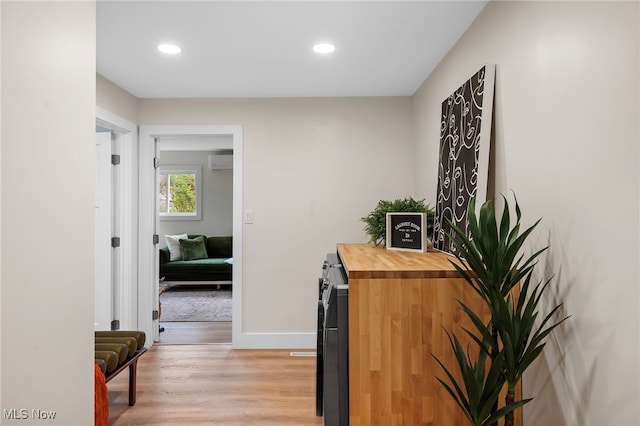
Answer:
336;243;465;280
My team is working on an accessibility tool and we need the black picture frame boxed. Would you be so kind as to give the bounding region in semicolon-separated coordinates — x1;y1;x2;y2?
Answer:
386;212;427;253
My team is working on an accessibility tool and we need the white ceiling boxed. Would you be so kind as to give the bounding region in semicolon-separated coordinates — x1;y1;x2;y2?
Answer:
97;1;487;99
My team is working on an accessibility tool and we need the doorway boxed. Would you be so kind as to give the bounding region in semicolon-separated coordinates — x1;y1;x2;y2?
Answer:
138;126;244;347
156;147;233;344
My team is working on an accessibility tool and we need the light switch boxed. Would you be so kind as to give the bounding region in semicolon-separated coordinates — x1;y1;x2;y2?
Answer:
244;210;254;224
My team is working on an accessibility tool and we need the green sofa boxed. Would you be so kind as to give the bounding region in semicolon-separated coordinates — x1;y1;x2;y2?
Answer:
159;235;232;284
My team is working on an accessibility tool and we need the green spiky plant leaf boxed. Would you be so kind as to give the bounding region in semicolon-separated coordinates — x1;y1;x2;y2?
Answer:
488;273;569;426
361;197;435;245
433;331;531;426
446;194;547;303
440;193;569;426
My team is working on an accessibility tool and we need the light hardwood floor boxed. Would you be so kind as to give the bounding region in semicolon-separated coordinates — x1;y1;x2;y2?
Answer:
107;344;322;425
158;321;232;344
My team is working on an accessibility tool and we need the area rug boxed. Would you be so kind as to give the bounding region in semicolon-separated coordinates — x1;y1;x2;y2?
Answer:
160;288;231;322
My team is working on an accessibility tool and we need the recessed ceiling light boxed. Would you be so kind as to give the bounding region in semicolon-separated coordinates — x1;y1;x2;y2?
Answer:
313;43;335;54
157;44;182;55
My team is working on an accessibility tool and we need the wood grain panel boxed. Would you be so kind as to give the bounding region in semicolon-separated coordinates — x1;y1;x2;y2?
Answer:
339;243;521;426
337;243;465;279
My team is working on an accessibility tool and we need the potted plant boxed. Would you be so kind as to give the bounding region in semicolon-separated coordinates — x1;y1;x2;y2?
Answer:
434;194;569;426
361;197;435;246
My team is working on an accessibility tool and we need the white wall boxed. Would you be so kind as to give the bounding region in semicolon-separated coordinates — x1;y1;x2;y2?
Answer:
139;97;415;334
96;73;138;125
159;150;233;238
413;2;639;425
1;2;95;425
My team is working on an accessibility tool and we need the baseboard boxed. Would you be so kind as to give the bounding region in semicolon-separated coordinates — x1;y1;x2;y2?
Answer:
231;331;316;349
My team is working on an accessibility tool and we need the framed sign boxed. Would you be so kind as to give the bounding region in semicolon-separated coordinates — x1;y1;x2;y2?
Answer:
386;213;428;252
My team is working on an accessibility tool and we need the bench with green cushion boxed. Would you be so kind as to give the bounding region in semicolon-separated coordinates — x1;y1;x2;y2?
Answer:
94;330;147;406
94;351;117;374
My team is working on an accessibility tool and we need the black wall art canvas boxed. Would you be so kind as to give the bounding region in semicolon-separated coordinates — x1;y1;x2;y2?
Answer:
434;64;495;255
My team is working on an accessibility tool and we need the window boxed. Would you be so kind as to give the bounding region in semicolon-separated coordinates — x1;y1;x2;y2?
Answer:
159;165;202;220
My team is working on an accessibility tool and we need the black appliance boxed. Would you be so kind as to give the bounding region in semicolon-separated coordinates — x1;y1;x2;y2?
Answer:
316;253;349;426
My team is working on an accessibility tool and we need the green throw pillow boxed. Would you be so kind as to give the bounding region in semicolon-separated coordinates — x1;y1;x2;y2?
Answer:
179;236;208;261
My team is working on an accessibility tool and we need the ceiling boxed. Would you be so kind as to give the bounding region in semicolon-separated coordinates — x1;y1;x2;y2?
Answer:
97;1;487;99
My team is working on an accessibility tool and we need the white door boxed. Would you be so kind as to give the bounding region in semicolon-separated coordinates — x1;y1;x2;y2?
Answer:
96;110;137;331
95;132;113;330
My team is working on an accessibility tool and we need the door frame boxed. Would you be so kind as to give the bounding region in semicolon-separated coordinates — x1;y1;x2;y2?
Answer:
138;125;243;347
96;107;138;330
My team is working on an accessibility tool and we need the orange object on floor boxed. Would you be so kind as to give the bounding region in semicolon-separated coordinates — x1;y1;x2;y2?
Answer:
94;364;109;426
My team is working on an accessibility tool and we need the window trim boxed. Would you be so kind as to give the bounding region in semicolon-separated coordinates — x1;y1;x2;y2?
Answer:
159;165;202;221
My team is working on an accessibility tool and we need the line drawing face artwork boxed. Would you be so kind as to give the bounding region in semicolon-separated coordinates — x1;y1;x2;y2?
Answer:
434;64;495;254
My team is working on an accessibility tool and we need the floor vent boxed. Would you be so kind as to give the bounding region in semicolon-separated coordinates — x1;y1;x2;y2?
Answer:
289;352;316;357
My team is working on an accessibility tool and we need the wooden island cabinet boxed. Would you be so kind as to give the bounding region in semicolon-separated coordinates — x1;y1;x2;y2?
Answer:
337;243;521;426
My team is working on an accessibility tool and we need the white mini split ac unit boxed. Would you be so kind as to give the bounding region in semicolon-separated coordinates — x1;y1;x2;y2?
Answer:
208;154;233;170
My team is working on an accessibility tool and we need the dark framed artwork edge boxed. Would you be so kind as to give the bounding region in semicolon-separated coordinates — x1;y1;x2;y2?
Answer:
476;63;496;207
